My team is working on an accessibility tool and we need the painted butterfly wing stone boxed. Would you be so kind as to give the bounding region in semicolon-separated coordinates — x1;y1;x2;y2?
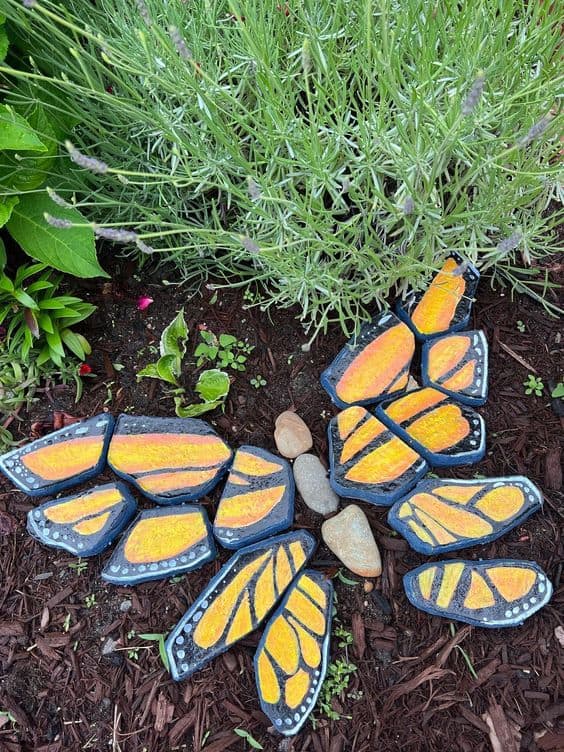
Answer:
107;415;232;503
328;406;428;505
27;482;136;557
213;446;294;549
255;569;333;736
0;413;114;497
320;311;415;408
102;505;216;585
388;476;542;555
165;530;317;681
396;253;480;340
376;387;485;467
404;559;552;627
422;329;488;406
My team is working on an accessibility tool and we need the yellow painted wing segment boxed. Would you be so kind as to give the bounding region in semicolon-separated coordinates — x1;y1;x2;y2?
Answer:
22;436;105;481
108;433;231;474
410;258;466;335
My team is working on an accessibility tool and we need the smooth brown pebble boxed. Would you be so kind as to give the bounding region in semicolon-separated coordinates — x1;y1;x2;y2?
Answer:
274;410;313;458
322;505;382;578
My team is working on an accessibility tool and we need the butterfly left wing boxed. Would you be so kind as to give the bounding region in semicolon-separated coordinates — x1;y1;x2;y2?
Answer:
404;559;552;627
255;570;332;736
422;330;488;406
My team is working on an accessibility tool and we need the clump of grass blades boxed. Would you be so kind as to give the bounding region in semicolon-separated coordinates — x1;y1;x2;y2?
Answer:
1;0;562;335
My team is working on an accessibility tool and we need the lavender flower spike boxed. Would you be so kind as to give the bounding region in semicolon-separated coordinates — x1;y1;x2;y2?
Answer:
169;26;192;60
94;226;138;244
496;230;522;255
44;213;73;229
22;0;37;8
65;141;108;174
519;116;551;148
47;187;73;209
462;72;485;117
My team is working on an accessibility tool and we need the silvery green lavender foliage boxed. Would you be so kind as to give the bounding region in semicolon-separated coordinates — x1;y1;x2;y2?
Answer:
1;0;562;335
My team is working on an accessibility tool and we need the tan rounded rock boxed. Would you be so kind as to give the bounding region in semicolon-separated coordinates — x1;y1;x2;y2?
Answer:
321;505;382;578
274;411;313;458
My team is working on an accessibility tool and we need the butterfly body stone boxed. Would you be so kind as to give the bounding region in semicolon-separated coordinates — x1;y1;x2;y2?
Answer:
213;446;294;549
255;569;333;736
396;254;479;341
421;329;488;406
327;406;428;505
27;482;136;557
165;530;316;681
0;413;114;497
404;559;552;627
102;505;216;585
388;476;543;554
320;311;415;408
107;415;232;503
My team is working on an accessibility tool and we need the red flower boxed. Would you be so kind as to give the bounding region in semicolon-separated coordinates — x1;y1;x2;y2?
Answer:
137;295;154;311
78;363;92;376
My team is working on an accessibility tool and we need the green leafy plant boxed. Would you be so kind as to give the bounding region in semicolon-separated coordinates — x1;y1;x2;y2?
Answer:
174;368;230;417
516;320;526;333
233;728;263;750
84;593;96;608
250;374;266;389
137;309;188;386
523;374;544;397
334;624;353;649
138;632;170;671
195;330;253;372
317;659;358;722
1;0;561;336
68;559;88;575
551;382;564;399
0;252;95;367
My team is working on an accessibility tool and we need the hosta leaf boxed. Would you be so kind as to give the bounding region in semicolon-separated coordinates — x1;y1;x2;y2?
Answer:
195;369;230;403
156;354;179;385
159;309;188;359
174;397;224;418
137;363;160;380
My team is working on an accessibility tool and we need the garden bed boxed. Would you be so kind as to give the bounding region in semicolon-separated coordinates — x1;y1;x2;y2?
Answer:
0;260;562;752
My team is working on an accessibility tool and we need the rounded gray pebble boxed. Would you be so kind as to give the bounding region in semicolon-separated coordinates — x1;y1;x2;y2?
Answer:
293;453;339;515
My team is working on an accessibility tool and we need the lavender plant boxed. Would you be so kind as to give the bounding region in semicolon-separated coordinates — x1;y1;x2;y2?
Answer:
0;0;562;335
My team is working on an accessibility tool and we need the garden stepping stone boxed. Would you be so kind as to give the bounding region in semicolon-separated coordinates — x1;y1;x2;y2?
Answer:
293;454;339;515
388;476;543;555
404;559;553;628
27;482;136;557
327;406;428;505
107;415;232;503
102;505;216;585
274;411;313;459
165;530;316;681
213;446;294;549
321;505;382;577
396;253;480;340
376;386;485;467
0;413;114;497
422;329;488;406
320;310;415;408
255;569;333;736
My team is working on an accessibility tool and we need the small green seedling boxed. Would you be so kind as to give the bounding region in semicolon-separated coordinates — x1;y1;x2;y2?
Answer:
63;613;71;632
84;594;96;608
516;320;526;333
334;624;353;649
317;659;358;721
234;728;263;750
523;374;544;397
250;374;266;389
0;710;17;727
334;569;358;587
551;382;564;399
68;559;88;575
139;632;170;671
195;330;253;371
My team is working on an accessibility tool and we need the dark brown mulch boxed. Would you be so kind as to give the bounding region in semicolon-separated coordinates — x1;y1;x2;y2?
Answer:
0;259;562;752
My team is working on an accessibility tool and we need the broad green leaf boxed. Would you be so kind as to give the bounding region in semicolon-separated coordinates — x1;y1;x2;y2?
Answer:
551;383;564;399
195;369;230;402
156;354;179;385
174;397;223;418
0;196;19;228
219;333;237;347
159;309;188;359
46;329;65;358
0;25;8;63
0;105;47;152
37;312;54;334
13;288;38;309
61;328;88;359
137;363;160;380
0;273;14;292
6;193;107;278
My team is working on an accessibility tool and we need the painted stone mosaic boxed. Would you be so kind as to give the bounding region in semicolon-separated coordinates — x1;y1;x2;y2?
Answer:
255;569;333;736
376;387;485;467
404;559;553;628
27;482;136;557
327;406;428;505
0;413;114;497
213;446;294;549
396;254;480;340
388;476;543;555
422;329;488;406
107;415;232;503
102;505;216;585
165;530;316;681
320;311;415;409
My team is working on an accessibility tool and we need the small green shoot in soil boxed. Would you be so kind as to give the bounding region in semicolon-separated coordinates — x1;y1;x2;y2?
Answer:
250;374;267;389
516;320;526;333
68;559;88;575
449;623;478;680
139;633;170;671
137;309;188;386
234;728;263;750
174;369;230;418
195;330;254;371
334;569;359;587
334;625;353;648
63;614;71;632
523;374;544;397
551;382;564;399
84;594;96;608
316;659;358;722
